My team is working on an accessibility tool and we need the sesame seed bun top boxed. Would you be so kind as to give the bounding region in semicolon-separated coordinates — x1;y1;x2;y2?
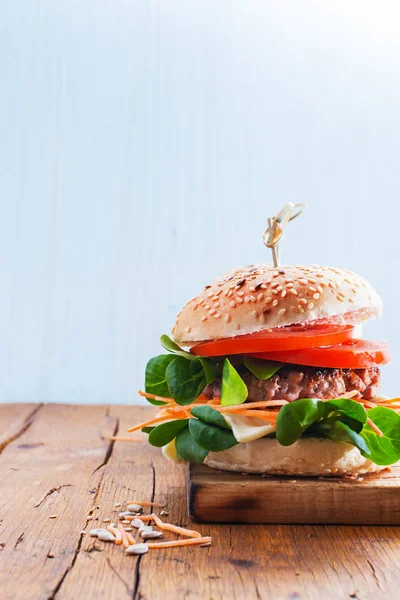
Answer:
171;264;383;344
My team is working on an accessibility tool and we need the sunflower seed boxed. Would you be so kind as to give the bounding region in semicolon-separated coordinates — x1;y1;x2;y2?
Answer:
89;529;102;537
141;530;163;540
97;530;116;542
125;543;148;555
127;504;143;513
119;512;136;518
139;525;152;534
131;518;145;529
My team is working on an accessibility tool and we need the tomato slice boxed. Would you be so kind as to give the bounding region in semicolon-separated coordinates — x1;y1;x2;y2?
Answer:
190;324;355;357
250;339;391;369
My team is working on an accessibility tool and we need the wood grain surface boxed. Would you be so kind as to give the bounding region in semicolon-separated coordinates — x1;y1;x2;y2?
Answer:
188;463;400;524
1;404;400;600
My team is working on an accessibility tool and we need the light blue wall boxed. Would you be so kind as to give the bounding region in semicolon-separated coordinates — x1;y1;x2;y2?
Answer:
1;1;399;403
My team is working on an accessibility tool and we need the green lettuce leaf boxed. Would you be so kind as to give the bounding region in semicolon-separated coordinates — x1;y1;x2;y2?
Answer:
244;357;283;380
221;359;248;406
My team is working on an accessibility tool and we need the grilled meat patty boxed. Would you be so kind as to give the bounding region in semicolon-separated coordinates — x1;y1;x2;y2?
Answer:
203;366;381;402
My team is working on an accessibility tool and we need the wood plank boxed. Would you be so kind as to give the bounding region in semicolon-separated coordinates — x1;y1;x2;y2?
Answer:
0;404;117;600
0;403;42;452
2;405;400;600
188;463;400;524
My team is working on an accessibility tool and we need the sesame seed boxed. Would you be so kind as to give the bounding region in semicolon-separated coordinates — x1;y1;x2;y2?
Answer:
244;296;250;303
214;302;220;307
299;279;307;285
272;299;278;307
289;288;298;296
201;316;207;321
313;293;320;300
317;286;323;294
237;291;244;297
234;323;240;330
298;306;305;313
209;308;216;315
250;295;256;302
286;282;294;288
278;308;286;316
249;286;256;292
281;290;287;298
252;310;258;318
229;300;236;307
236;279;246;288
257;293;264;302
308;278;317;284
309;286;317;293
237;297;243;304
205;305;210;310
265;297;272;304
215;289;222;296
184;326;191;333
273;272;279;278
228;290;233;297
207;291;213;298
271;282;280;289
213;313;221;319
298;298;307;305
260;283;267;290
308;302;314;309
260;314;266;324
337;295;345;302
224;314;231;323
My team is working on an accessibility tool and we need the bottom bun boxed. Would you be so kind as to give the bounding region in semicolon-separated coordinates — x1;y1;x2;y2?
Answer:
204;437;387;477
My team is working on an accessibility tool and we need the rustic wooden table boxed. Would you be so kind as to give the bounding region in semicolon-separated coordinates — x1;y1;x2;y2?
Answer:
1;404;399;600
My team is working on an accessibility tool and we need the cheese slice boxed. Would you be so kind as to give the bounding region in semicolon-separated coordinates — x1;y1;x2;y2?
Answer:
162;438;183;464
223;413;276;443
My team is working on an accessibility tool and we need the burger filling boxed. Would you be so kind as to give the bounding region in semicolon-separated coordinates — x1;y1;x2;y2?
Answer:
134;335;400;471
203;366;381;403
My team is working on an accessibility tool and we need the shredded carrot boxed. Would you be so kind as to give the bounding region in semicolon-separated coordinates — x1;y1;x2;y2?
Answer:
109;437;140;442
146;537;211;549
207;398;221;405
120;514;153;522
367;417;383;437
107;525;122;544
361;400;377;409
125;531;136;545
217;400;288;413
340;390;361;399
151;513;201;538
126;501;165;508
119;528;131;549
127;415;172;433
138;390;171;403
230;410;278;421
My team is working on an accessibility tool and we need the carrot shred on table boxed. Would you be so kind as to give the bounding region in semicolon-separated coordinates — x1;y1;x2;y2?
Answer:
126;501;165;508
127;415;172;433
367;417;383;437
151;513;201;538
109;437;140;442
146;537;211;549
119;528;131;549
125;531;136;545
107;525;122;544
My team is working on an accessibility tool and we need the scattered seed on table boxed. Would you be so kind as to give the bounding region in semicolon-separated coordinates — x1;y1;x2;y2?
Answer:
103;518;111;523
49;515;57;519
125;543;148;555
87;516;93;521
97;530;116;542
81;531;87;535
114;502;122;508
122;520;130;524
160;511;168;516
139;525;153;534
119;512;135;518
89;529;102;537
127;504;143;513
141;530;163;540
124;527;132;532
132;519;145;529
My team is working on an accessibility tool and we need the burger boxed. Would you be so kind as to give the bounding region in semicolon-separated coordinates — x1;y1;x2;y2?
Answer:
133;264;400;477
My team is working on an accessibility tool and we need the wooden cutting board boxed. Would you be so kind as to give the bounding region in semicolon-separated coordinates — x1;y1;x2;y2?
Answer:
188;464;400;524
